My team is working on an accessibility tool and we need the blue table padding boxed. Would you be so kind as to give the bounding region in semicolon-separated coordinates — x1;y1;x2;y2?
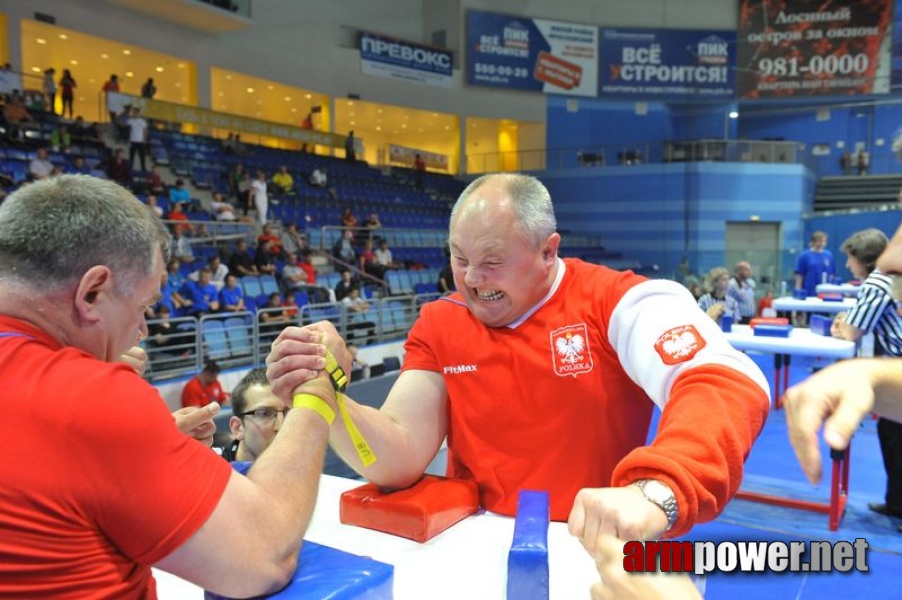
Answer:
206;541;393;600
753;324;793;337
507;490;549;600
809;314;832;336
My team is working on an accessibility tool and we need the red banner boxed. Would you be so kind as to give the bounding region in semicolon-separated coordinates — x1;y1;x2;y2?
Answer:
737;0;892;98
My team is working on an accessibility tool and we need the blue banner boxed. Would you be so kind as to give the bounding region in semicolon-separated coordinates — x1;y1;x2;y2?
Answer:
466;10;598;97
360;32;453;89
600;28;736;98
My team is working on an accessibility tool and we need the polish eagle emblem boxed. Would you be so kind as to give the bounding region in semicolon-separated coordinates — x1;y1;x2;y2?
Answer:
550;324;593;377
654;325;706;365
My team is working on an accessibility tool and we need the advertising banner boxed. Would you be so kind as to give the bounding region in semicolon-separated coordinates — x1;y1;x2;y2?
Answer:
360;31;453;89
737;0;892;98
600;28;735;98
466;10;598;96
387;144;448;170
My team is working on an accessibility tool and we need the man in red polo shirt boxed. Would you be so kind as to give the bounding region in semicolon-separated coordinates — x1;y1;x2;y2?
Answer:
182;360;231;408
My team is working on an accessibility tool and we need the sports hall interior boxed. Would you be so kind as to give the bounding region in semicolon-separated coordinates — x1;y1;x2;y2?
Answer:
1;0;901;597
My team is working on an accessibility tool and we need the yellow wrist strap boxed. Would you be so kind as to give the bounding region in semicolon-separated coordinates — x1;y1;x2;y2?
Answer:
293;393;335;425
324;348;377;467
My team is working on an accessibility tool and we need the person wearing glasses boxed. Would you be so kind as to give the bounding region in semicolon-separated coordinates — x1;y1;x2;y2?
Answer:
221;368;289;463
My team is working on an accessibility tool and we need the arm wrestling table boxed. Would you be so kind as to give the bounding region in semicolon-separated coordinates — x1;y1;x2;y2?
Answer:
815;283;861;297
772;296;857;314
723;324;857;531
154;474;599;599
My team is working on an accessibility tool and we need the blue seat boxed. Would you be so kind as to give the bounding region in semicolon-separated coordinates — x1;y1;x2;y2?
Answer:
259;274;279;295
201;319;229;360
224;316;253;357
242;276;263;298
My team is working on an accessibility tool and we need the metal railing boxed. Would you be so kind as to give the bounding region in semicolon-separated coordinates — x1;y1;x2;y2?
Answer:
143;294;431;381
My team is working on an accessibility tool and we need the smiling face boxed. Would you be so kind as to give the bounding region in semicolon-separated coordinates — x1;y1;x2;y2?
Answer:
448;178;559;328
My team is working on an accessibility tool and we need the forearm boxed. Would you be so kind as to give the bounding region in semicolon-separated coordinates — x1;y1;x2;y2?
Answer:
612;365;769;537
327;395;436;488
242;409;329;582
863;359;902;423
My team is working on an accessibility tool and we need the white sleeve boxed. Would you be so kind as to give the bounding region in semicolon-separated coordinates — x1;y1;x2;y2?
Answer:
608;279;770;409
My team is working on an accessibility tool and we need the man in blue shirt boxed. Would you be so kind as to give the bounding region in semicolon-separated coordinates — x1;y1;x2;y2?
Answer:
795;231;835;296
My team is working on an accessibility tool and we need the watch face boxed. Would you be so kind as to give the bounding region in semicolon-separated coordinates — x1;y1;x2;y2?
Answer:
643;480;672;503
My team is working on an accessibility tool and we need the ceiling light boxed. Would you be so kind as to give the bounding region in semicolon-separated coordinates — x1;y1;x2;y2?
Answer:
100;53;108;59
291;108;297;113
444;125;450;130
59;34;68;40
218;92;224;96
226;75;232;80
36;38;46;45
350;121;356;126
246;87;255;93
377;109;383;114
376;126;382;131
175;82;181;87
401;124;407;128
156;67;164;72
30;67;41;73
125;72;133;77
123;49;131;55
267;85;273;90
348;101;354;106
305;94;311;99
70;60;79;65
178;63;186;68
284;96;291;101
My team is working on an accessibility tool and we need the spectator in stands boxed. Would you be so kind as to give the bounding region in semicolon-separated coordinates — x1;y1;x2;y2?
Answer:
271;165;294;196
221;368;288;462
257;223;282;256
127;107;149;172
341;207;358;232
165;257;187;291
105;148;132;187
364;212;382;233
2;93;34;142
102;73;120;122
342;285;376;340
795;230;834;297
300;112;314;153
282;251;328;303
309;167;327;188
71;115;98;142
58;68;76;118
42;67;56;113
228;239;258;277
161;266;192;316
267;173;770;558
375;239;402;270
141;77;157;99
50;124;72;153
182;268;219;315
66;155;90;175
344;130;356;162
281;290;300;319
0;175;337;596
146;305;184;358
145;194;164;218
347;343;371;380
259;292;290;343
222;132;238;155
148;164;166;195
697;266;741;326
251;170;268;225
839;150;852;175
169;178;191;205
332;228;357;266
182;361;231;408
28;148;54;181
255;240;278;277
237;170;253;216
437;260;454;294
414;153;426;191
209;191;237;221
229;161;245;200
219;274;246;312
280;222;306;257
727;261;756;324
359;238;386;280
206;254;229;290
857;148;869;176
334;269;356;302
167;201;192;235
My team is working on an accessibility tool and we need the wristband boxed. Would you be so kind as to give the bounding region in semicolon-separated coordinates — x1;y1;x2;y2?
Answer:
293;393;335;425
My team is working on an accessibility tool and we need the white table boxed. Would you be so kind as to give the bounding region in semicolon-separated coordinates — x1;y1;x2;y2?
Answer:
815;283;861;297
723;324;856;531
772;296;856;314
155;474;599;600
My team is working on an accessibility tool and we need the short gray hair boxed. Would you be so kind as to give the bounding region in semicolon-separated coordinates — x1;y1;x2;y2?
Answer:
0;175;171;292
451;173;557;248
